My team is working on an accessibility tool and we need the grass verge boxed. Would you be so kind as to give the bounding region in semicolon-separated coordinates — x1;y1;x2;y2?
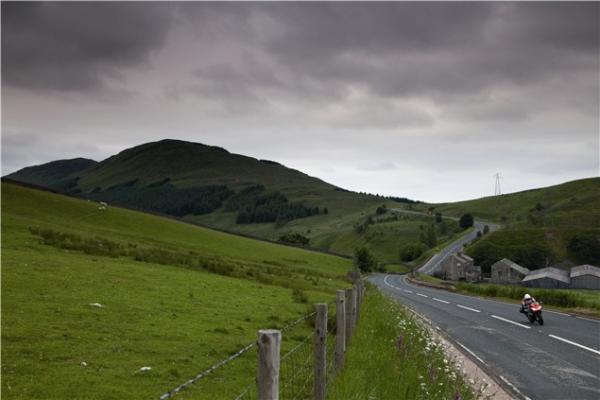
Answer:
455;283;600;316
327;287;477;400
410;273;600;317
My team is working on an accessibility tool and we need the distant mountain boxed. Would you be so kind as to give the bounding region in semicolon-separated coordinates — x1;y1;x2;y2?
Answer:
6;158;97;191
6;139;379;224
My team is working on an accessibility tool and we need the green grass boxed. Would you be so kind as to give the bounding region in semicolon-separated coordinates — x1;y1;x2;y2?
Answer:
419;178;600;270
430;177;600;227
414;273;444;285
1;182;353;399
455;283;600;313
328;288;478;400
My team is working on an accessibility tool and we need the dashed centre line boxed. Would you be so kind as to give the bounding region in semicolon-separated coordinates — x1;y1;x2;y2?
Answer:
491;315;531;329
456;304;480;313
404;289;413;294
416;293;429;298
433;298;450;304
548;334;600;356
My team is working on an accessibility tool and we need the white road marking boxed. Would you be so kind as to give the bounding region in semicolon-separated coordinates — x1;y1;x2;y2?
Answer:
575;316;600;323
433;297;450;304
456;304;480;313
491;315;531;329
499;375;532;400
456;341;487;366
404;289;413;294
544;310;571;317
383;275;399;290
416;293;429;298
548;334;600;356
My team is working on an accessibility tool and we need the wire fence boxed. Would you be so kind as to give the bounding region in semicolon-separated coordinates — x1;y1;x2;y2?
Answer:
160;282;364;400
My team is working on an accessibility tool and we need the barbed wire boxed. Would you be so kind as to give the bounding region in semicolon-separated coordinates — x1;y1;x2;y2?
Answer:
159;342;255;400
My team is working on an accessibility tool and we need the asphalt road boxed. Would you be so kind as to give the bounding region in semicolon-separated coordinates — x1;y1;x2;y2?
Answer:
418;219;500;275
370;274;600;400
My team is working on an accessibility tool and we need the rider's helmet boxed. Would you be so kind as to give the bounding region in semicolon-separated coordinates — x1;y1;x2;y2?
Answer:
524;294;531;300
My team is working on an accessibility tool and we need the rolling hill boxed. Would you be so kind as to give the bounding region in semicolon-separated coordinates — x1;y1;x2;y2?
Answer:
1;181;352;398
423;178;600;271
6;139;435;266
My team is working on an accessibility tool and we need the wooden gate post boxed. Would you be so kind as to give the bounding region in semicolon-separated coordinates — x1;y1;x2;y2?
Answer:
257;329;281;400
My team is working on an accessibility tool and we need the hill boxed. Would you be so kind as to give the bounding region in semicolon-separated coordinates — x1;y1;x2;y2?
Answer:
6;139;440;266
1;182;352;398
6;157;97;191
424;178;600;271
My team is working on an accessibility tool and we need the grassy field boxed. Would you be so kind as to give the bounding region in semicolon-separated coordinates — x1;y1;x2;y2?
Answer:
429;177;600;227
328;288;478;400
1;182;354;399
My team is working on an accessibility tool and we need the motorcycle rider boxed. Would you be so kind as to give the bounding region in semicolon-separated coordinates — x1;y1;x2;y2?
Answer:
520;293;536;313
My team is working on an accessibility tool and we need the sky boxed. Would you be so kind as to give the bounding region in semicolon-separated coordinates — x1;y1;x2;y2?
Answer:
2;2;598;203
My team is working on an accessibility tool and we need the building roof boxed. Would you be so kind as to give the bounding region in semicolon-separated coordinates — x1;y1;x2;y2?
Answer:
570;264;600;279
522;267;570;284
492;258;530;276
457;253;474;262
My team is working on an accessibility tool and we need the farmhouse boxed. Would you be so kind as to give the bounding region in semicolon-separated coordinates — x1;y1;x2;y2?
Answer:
490;258;530;284
522;267;570;289
569;264;600;290
441;252;481;282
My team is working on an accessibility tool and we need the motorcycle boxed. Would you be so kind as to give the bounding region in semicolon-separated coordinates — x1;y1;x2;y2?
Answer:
521;301;544;325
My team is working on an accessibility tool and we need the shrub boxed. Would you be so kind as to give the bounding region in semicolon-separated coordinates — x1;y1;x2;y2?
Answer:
459;214;474;229
354;247;377;273
400;242;427;262
375;205;388;215
567;232;600;265
292;288;308;303
278;232;310;246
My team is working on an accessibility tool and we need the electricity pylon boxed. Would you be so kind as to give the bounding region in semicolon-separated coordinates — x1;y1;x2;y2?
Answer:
494;173;502;196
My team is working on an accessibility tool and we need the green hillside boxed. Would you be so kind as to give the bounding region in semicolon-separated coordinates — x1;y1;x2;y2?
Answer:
6;158;97;191
6;139;438;266
1;182;353;399
426;178;600;271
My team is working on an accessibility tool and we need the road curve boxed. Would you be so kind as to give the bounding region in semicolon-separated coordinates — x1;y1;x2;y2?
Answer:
370;273;600;400
389;208;499;275
418;219;500;275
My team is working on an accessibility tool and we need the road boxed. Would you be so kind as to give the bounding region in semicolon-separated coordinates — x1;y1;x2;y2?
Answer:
370;274;600;400
390;208;499;275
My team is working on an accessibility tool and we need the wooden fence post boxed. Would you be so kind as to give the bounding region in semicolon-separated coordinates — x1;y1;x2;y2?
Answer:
335;290;346;371
356;282;362;317
351;286;358;330
344;289;352;348
314;303;328;400
257;329;281;400
345;288;356;345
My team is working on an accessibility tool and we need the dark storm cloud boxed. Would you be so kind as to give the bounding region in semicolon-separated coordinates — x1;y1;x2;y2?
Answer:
2;2;598;201
1;2;175;91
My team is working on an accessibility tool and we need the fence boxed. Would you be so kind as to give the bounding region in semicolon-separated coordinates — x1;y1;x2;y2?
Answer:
160;281;365;400
234;280;365;400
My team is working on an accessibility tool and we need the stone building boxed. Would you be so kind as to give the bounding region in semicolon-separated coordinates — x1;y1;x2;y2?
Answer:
490;258;530;284
522;267;570;289
569;265;600;290
440;252;481;282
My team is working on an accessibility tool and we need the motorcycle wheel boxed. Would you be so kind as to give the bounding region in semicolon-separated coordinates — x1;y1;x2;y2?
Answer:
538;315;544;326
528;314;535;323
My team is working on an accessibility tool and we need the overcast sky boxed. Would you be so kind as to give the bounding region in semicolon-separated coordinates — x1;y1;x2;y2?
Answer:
2;2;598;202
